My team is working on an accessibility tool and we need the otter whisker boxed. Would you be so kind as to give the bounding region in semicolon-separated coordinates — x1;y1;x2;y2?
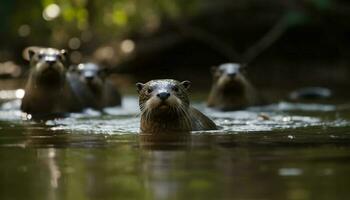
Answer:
182;107;193;129
136;103;146;118
176;104;192;130
136;79;217;133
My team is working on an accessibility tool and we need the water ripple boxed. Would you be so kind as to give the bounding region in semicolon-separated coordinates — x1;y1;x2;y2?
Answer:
0;92;349;135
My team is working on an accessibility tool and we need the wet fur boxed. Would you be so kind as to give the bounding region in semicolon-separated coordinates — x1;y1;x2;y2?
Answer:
138;79;217;133
68;63;121;110
207;63;262;110
21;75;81;114
21;47;82;116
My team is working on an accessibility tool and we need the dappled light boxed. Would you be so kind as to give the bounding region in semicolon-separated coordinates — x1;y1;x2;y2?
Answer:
120;39;135;54
43;4;61;21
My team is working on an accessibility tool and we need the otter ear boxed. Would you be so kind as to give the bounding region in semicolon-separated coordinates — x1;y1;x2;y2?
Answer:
181;81;191;90
28;49;36;60
22;48;36;61
136;83;145;93
60;49;67;61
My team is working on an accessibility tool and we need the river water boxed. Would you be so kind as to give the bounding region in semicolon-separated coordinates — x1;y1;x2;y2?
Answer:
0;89;350;200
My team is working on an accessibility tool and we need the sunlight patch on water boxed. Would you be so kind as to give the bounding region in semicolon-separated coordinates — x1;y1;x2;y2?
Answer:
199;103;349;133
0;89;25;100
49;117;140;134
200;105;322;132
48;97;140;134
1;99;21;110
104;96;140;116
249;101;336;112
0;99;26;121
211;112;322;132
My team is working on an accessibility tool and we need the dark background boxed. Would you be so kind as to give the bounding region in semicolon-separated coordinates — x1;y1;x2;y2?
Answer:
1;0;350;96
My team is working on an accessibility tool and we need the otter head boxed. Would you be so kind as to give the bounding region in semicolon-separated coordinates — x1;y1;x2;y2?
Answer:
24;47;67;88
212;63;247;92
72;63;107;93
136;79;191;117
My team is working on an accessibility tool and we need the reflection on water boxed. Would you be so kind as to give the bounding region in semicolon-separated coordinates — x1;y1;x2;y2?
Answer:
0;90;350;199
142;150;184;200
37;148;61;200
0;89;25;100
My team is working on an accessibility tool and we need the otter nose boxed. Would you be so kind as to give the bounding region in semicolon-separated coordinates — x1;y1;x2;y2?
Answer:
227;72;237;78
157;92;170;101
46;60;57;66
85;76;94;81
83;71;96;81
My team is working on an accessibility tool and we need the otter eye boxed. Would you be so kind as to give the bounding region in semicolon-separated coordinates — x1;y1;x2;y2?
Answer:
173;86;179;92
147;88;153;94
38;54;44;59
58;54;66;61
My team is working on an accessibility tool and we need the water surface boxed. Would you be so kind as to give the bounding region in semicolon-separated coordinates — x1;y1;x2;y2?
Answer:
0;91;350;200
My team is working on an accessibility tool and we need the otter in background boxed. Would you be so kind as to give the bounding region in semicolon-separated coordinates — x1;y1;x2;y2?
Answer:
68;63;121;110
21;47;82;118
207;63;263;111
136;79;217;133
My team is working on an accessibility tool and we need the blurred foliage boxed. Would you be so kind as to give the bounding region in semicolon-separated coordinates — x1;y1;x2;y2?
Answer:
0;0;343;65
312;0;332;10
0;0;200;48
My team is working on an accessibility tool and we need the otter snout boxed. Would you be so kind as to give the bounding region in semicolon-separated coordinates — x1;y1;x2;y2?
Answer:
46;60;57;66
84;73;95;81
227;72;237;78
157;92;170;101
85;76;94;82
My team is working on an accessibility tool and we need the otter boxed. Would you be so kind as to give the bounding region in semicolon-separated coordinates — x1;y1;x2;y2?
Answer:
67;63;121;110
207;63;263;111
21;47;82;118
136;79;217;133
289;87;332;101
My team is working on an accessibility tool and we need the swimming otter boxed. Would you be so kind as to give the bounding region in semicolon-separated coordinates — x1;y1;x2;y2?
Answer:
21;47;82;117
207;63;263;110
289;87;332;101
68;63;121;110
136;79;217;133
